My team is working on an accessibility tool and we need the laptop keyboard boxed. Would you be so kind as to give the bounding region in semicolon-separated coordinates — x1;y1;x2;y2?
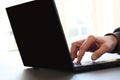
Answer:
74;59;120;67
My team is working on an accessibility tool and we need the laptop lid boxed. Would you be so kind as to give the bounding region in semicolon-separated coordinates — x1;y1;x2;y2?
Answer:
6;0;74;71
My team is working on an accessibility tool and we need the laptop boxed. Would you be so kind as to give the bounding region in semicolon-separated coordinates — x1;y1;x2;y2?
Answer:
6;0;120;73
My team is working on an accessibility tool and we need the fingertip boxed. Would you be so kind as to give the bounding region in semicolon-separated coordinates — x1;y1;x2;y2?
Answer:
76;58;81;64
71;57;75;61
91;54;97;60
76;61;80;65
71;53;77;61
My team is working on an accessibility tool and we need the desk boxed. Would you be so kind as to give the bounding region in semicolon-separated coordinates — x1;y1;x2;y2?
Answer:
1;51;120;80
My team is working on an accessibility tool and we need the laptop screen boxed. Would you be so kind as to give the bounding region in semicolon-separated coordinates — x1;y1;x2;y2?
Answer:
6;0;74;71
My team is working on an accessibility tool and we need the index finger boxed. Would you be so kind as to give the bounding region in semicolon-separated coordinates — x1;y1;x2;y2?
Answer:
70;40;85;61
76;35;96;64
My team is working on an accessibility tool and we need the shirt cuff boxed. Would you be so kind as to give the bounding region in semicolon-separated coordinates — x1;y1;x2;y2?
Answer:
105;32;120;53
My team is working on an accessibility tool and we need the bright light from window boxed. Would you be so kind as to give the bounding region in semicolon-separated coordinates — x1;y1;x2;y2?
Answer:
0;0;33;52
55;0;93;48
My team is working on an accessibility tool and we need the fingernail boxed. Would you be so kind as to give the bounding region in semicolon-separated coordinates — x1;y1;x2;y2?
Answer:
76;61;80;65
92;55;96;60
76;58;80;64
72;58;74;61
71;56;75;61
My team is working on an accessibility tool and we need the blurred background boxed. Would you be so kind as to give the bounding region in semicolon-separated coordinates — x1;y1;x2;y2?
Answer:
0;0;120;53
0;0;33;52
55;0;120;48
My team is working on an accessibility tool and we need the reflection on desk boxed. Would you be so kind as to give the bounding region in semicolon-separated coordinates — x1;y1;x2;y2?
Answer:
22;68;73;80
21;67;120;80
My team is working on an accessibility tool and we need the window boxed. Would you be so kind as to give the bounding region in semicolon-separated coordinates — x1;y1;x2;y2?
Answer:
55;0;120;49
55;0;93;49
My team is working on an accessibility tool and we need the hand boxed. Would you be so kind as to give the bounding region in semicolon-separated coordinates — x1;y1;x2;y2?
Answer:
70;35;118;64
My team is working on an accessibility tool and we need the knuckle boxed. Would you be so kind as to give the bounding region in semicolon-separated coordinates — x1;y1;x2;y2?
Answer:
87;35;95;40
71;41;77;46
71;42;75;46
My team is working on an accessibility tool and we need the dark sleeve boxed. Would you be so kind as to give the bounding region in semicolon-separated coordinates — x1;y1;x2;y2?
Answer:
105;27;120;53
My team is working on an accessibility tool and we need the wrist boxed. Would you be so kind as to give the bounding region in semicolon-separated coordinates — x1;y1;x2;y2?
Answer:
105;33;120;53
